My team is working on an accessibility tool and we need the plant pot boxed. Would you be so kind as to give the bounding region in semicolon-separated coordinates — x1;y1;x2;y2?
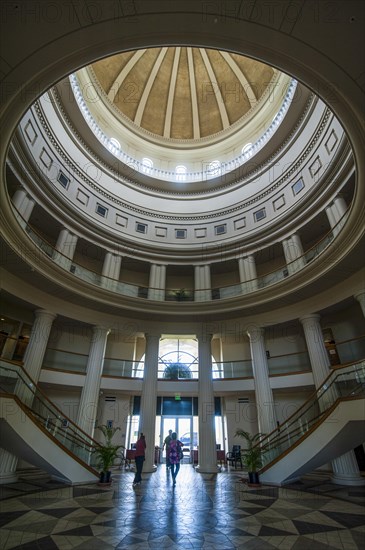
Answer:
99;471;112;484
248;471;260;485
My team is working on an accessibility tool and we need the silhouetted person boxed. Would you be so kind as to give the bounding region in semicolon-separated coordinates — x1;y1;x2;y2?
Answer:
133;433;146;486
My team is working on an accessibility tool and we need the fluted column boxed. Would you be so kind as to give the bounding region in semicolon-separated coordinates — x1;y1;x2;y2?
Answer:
101;252;122;291
196;333;219;472
21;310;57;389
247;327;277;435
326;196;348;237
282;234;305;274
54;228;78;271
76;326;110;438
354;291;365;318
139;333;160;472
148;264;166;300
238;255;258;293
194;265;211;301
1;309;56;484
300;314;364;485
12;189;36;228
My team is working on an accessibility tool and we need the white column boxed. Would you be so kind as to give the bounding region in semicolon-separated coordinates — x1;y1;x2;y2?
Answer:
148;264;166;300
139;333;160;472
247;327;277;435
300;315;332;390
101;252;122;291
12;189;35;228
354;291;365;317
22;310;57;386
194;265;211;301
1;310;56;484
76;325;110;438
54;228;78;271
300;314;364;485
238;255;258;293
326;196;348;237
282;234;305;274
196;334;219;473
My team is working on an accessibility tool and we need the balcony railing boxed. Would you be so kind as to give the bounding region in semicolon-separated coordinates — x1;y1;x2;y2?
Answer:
12;206;348;304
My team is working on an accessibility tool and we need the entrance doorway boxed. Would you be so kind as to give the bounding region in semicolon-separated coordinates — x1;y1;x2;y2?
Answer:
160;417;197;462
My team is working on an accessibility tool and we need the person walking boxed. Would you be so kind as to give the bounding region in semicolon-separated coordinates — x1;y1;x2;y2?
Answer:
162;429;173;470
168;432;183;486
133;433;146;486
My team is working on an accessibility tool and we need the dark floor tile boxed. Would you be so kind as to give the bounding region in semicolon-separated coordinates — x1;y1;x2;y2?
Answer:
321;510;365;528
292;519;345;534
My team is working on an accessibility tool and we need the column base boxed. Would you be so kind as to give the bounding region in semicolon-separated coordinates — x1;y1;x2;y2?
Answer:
331;473;365;486
0;472;19;485
195;464;220;473
142;464;157;474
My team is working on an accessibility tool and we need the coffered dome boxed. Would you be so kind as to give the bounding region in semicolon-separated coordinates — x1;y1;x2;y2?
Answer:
73;48;293;186
91;47;276;140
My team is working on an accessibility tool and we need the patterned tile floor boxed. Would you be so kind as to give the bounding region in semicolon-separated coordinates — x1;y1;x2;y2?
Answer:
0;465;364;549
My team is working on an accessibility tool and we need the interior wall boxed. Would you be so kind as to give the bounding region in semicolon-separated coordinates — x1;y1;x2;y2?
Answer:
96;394;131;450
47;322;92;355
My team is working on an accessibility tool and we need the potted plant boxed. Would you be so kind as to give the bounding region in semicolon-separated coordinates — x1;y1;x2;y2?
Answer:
174;288;187;301
235;429;266;485
93;424;124;485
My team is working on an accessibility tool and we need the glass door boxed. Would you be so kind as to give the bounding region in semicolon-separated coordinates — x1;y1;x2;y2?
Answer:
160;417;194;462
161;417;177;463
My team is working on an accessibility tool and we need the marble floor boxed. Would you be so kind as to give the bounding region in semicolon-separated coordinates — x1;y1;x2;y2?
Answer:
0;465;364;549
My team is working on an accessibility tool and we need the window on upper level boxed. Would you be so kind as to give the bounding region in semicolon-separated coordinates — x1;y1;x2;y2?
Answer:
176;165;187;181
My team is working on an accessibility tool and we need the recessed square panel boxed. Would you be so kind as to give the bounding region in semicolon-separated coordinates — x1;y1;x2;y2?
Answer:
155;226;167;237
116;214;128;227
24;120;38;145
195;228;207;238
76;189;89;206
39;148;53;170
309;156;322;178
234;217;246;230
273;195;285;210
325;129;338;154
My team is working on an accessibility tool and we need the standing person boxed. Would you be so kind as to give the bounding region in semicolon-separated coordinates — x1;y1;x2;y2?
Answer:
162;429;173;469
133;433;146;486
168;432;183;486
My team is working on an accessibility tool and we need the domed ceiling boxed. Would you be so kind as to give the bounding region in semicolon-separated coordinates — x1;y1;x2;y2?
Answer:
90;47;276;141
71;48;293;188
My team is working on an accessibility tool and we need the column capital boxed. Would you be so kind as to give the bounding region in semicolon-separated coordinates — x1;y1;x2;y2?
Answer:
34;309;57;322
354;291;365;302
92;325;111;337
299;313;321;324
246;325;265;341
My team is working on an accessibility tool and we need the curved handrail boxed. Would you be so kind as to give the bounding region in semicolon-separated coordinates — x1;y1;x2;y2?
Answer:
252;360;365;469
0;359;102;467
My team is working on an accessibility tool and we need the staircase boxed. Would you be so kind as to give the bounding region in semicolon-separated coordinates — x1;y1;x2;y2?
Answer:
258;360;365;484
0;359;99;484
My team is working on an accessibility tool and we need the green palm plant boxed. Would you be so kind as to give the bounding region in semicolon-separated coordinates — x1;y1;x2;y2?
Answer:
93;424;124;483
235;429;267;483
97;424;121;446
